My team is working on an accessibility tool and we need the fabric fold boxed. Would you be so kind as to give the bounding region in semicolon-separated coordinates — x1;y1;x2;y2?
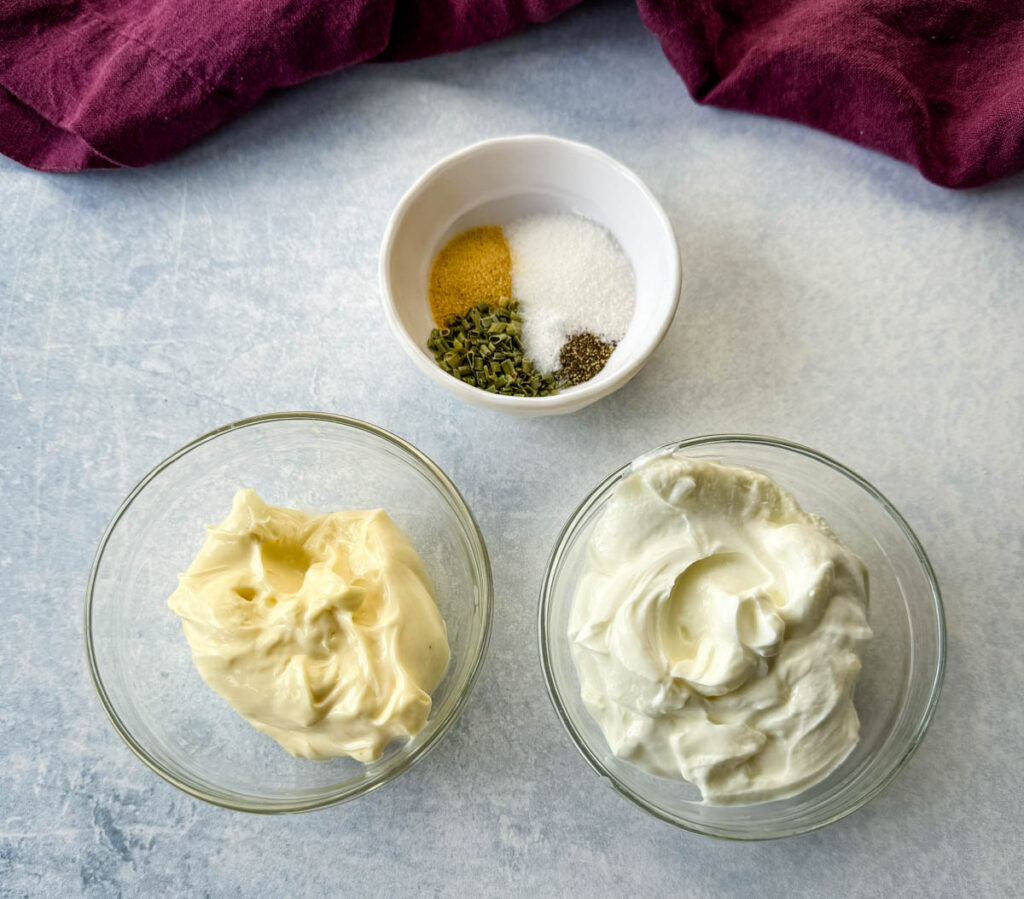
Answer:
635;0;1024;188
1;0;1022;186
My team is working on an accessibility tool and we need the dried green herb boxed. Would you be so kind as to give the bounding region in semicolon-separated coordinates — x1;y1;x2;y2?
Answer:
427;301;560;397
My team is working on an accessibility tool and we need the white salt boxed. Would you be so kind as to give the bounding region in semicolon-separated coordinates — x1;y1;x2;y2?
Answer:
505;212;635;374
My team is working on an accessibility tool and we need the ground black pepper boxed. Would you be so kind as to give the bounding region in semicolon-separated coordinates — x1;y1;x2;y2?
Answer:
558;332;615;386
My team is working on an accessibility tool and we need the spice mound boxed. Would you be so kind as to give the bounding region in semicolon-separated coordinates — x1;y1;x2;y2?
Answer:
168;489;450;762
559;333;616;386
429;226;511;326
428;301;560;396
569;455;872;805
507;213;634;374
425;212;635;396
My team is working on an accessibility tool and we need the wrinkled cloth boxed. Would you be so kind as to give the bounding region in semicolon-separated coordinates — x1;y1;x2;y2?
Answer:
638;1;1024;189
0;0;1022;187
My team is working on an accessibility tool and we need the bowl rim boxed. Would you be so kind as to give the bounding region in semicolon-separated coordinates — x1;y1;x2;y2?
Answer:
378;133;682;414
84;411;494;814
538;433;946;840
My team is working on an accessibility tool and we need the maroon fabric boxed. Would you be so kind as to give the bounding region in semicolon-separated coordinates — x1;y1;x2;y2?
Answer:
1;0;1022;186
637;0;1024;188
0;0;580;170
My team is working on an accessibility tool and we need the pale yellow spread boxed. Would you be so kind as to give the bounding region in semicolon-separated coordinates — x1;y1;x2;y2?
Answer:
168;489;450;761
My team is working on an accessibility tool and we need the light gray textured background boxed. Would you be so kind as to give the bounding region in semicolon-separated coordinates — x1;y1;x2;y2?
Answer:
2;2;1022;896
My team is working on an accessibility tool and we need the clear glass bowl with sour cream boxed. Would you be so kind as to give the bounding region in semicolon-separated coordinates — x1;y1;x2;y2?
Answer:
86;413;492;813
539;435;945;840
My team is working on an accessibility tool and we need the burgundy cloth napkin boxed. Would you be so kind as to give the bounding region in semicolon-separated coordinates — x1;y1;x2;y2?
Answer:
638;0;1024;189
1;0;1022;187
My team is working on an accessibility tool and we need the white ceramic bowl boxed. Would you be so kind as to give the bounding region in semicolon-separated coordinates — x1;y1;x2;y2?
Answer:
379;135;681;416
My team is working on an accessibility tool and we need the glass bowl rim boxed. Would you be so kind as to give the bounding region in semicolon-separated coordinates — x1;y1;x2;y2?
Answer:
537;433;946;840
84;411;494;814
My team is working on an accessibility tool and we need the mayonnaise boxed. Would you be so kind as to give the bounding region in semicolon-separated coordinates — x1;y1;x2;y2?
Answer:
569;455;871;804
168;489;450;762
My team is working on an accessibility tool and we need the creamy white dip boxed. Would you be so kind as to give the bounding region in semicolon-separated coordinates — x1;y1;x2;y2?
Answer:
569;454;871;804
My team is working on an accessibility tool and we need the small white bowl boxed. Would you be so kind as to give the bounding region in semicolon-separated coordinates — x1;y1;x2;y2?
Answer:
379;135;681;416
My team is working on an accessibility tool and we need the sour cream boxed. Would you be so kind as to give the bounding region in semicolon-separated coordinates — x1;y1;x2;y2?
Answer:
569;454;871;804
169;489;449;762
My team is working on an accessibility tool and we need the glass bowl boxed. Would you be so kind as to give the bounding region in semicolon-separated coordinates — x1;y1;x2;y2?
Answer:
86;413;492;813
539;435;945;840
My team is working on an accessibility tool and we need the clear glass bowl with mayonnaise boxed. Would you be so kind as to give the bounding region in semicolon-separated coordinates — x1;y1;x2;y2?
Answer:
86;413;492;813
539;435;945;840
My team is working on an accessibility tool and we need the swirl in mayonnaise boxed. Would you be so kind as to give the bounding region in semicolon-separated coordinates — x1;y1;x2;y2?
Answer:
169;489;449;762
